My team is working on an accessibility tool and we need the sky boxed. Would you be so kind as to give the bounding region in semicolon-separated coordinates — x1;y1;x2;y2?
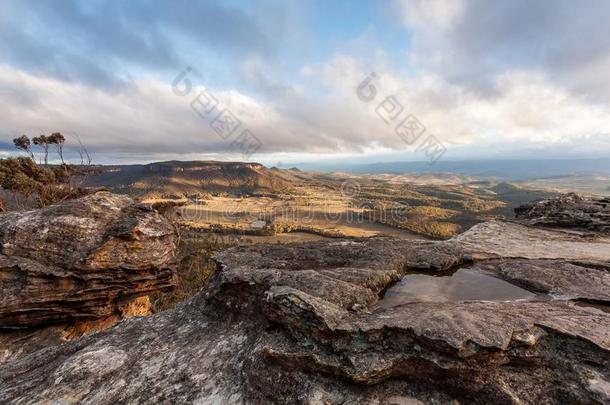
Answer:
1;0;610;165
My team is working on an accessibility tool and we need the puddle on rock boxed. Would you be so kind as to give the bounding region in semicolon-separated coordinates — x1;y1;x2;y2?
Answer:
377;268;540;309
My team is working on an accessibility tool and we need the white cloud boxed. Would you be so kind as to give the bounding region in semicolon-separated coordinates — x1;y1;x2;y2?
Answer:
394;0;610;103
305;55;610;153
2;53;610;164
394;0;465;32
2;0;610;163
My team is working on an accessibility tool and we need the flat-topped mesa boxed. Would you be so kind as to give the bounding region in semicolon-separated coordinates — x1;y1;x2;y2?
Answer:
515;192;610;234
0;192;177;328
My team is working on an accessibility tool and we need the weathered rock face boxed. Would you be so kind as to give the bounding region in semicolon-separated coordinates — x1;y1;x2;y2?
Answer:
1;194;609;404
0;192;177;328
515;192;610;234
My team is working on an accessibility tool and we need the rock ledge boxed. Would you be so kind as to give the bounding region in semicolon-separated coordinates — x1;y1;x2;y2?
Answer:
1;194;609;404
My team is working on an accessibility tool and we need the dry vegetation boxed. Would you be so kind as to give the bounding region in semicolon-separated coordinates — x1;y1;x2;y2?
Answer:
150;232;231;312
105;164;560;308
154;172;558;242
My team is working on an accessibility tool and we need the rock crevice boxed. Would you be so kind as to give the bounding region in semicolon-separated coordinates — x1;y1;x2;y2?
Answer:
1;194;609;404
0;192;177;364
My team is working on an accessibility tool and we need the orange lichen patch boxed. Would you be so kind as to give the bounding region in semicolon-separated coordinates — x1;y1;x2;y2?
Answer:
118;296;151;318
61;316;120;341
61;296;151;341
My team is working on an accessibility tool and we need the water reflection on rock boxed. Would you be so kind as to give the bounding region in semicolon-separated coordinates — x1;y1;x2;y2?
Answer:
378;268;539;309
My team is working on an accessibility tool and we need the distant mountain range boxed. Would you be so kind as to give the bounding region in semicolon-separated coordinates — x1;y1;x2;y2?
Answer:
293;158;610;181
81;158;610;198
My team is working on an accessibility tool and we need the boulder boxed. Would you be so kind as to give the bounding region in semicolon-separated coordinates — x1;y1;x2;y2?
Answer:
0;192;177;327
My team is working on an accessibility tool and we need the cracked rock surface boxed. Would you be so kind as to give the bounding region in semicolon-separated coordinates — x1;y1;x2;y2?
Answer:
515;192;610;234
0;192;177;362
1;194;609;404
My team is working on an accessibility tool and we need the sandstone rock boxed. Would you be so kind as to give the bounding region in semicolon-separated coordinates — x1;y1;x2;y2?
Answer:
0;192;177;328
1;195;609;404
453;219;610;261
515;192;610;234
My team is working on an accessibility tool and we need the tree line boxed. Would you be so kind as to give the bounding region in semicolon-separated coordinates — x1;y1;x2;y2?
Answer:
0;133;94;211
13;133;66;165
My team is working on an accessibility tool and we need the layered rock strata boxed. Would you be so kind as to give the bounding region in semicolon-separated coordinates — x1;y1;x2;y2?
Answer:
1;194;609;404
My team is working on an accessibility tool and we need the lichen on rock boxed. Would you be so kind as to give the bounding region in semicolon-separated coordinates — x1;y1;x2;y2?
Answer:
0;192;177;362
1;194;609;404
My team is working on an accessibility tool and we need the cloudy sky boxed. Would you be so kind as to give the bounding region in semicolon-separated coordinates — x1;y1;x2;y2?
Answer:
1;0;609;165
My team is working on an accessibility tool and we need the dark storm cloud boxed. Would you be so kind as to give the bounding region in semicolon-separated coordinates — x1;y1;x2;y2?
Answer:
407;0;610;101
